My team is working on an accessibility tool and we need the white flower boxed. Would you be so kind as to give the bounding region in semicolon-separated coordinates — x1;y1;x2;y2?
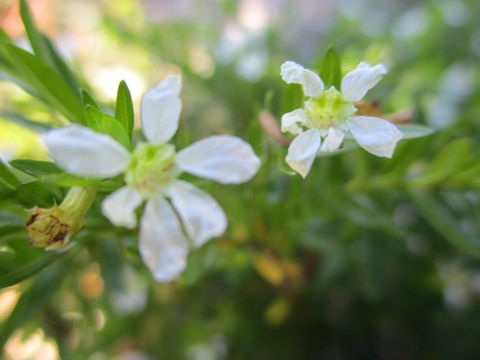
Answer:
280;61;403;178
42;75;261;281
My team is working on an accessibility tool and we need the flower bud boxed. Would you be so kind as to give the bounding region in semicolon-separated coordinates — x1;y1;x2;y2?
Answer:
26;206;72;250
26;186;97;250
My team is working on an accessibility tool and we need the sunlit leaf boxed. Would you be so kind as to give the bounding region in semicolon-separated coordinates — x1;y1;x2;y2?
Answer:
0;43;84;124
41;35;81;96
19;0;53;66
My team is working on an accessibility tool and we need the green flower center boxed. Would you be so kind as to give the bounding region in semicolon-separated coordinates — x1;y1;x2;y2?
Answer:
304;87;357;129
125;143;180;196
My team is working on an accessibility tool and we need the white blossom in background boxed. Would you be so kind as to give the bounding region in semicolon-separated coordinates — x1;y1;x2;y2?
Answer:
280;61;403;178
42;75;260;281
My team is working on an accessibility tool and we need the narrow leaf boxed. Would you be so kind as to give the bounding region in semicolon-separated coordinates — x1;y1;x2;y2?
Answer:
10;159;63;177
115;80;135;139
19;0;53;66
0;109;51;132
42;34;81;96
0;251;63;289
0;28;11;41
319;47;341;90
0;255;71;348
2;43;84;124
9;159;101;187
282;84;304;114
16;181;60;208
409;190;480;257
82;90;100;109
0;224;27;243
410;139;472;187
86;106;131;150
0;161;20;188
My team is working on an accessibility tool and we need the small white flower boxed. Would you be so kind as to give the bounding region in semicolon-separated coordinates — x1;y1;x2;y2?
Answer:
280;61;403;178
42;75;261;282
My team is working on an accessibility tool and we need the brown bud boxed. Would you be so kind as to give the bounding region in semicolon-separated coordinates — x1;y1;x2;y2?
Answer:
26;207;72;250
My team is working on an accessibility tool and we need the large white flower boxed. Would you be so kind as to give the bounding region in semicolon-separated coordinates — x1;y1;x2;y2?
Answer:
42;75;261;281
280;61;403;178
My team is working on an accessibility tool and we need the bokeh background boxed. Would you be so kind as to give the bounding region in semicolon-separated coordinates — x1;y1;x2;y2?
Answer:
1;0;480;359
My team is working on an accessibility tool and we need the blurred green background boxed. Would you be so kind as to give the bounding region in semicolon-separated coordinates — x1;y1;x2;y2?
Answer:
1;0;480;359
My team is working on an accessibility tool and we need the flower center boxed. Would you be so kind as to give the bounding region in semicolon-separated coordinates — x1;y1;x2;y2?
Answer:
125;143;180;196
304;87;357;129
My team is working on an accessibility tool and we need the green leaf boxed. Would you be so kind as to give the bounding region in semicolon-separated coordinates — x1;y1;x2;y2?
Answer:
82;90;100;109
318;47;341;90
409;190;480;257
409;139;472;187
282;84;304;114
9;159;101;187
0;182;16;205
0;224;27;244
397;124;435;139
16;181;60;208
0;250;63;289
115;80;135;139
19;0;53;66
19;0;80;95
41;34;81;96
86;106;131;150
10;159;63;177
0;27;11;42
1;43;84;124
453;156;480;184
0;161;20;188
0;109;52;132
0;255;71;348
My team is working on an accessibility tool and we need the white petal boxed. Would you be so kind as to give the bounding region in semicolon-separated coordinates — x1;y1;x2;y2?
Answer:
169;180;227;247
286;128;321;178
347;116;403;158
341;62;388;102
101;186;143;229
176;135;261;184
280;61;324;97
141;75;182;144
42;124;130;177
139;196;189;282
281;109;308;135
320;127;345;152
